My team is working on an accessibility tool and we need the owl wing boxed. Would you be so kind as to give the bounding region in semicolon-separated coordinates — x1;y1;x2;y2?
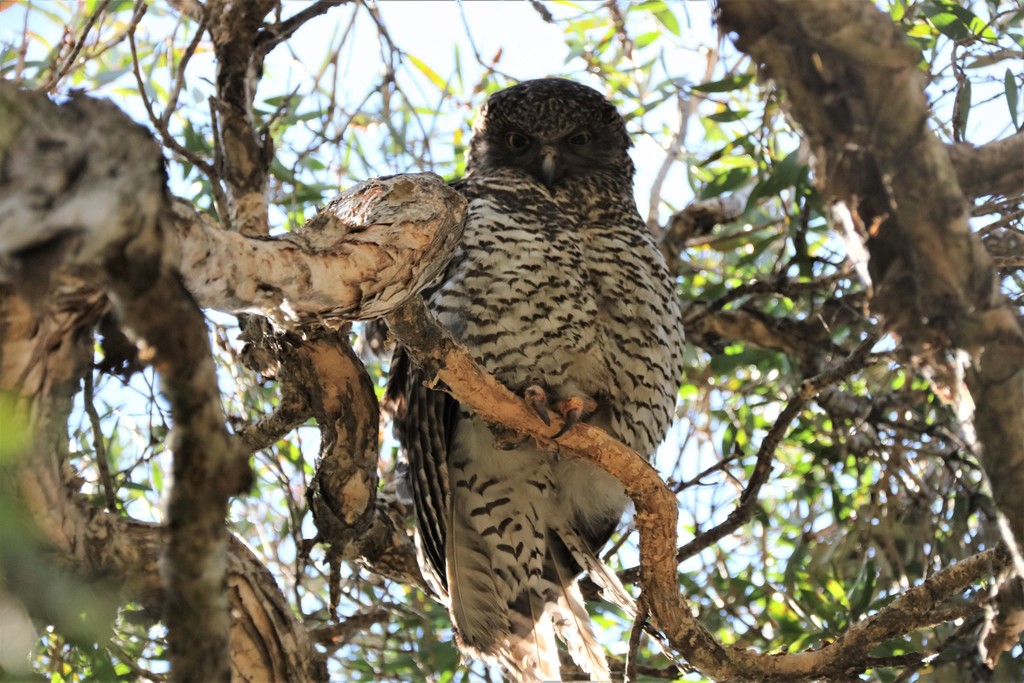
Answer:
386;345;459;597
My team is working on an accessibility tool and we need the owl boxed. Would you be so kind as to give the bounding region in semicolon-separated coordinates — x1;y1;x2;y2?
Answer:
388;78;684;682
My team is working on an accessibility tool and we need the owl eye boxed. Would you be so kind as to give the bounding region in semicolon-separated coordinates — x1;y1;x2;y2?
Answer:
568;132;592;146
505;132;530;149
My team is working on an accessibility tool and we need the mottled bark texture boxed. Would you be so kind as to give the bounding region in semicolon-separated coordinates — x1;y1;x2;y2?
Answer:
716;0;1024;670
2;0;1020;677
167;173;466;324
0;80;461;681
717;0;1024;549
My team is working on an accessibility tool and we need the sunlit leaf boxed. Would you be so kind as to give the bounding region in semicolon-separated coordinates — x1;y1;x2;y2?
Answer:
922;1;998;42
692;74;755;93
700;166;751;199
407;53;447;92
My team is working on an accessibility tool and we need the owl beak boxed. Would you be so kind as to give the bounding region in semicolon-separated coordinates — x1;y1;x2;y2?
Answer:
540;146;558;188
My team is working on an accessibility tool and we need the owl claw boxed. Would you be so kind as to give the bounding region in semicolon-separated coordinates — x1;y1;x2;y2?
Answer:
523;384;552;426
520;384;596;438
553;395;597;439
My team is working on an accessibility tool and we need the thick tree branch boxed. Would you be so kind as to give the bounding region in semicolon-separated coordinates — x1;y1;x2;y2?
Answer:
2;276;326;683
717;0;1024;553
0;83;458;681
2;74;1011;681
948;132;1024;199
165;174;466;324
0;80;247;683
296;326;423;586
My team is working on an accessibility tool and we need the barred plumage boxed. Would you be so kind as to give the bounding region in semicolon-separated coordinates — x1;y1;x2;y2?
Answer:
389;78;684;682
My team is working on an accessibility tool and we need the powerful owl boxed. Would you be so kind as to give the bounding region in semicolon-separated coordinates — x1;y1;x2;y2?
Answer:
388;78;684;681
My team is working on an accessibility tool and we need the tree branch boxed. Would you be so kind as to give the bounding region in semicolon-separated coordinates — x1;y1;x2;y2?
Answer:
164;174;466;324
205;0;276;236
0;83;463;678
717;0;1024;553
385;293;1005;680
948;132;1024;199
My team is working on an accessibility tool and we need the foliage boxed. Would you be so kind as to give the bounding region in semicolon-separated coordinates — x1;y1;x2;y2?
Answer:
1;0;1022;681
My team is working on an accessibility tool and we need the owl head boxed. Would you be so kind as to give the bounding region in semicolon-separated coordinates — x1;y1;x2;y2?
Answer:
466;78;634;188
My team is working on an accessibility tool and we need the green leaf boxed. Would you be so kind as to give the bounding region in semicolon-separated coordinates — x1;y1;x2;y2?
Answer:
746;151;807;208
700;166;751;199
954;79;971;137
707;107;751;123
889;0;906;21
407;54;447;92
1006;68;1020;130
653;6;680;36
635;31;660;49
922;2;997;42
692;74;755;93
93;65;132;86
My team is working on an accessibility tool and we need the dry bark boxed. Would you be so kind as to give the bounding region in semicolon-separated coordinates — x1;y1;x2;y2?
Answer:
0;81;461;681
165;174;465;324
3;0;1021;678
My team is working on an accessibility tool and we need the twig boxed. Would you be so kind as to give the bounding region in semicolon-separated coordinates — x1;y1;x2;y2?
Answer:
625;594;649;683
620;331;879;585
647;48;718;235
36;0;112;93
255;0;344;57
671;449;741;493
83;369;118;511
311;610;391;647
528;0;555;24
159;14;206;130
127;3;228;219
455;0;517;83
13;2;30;84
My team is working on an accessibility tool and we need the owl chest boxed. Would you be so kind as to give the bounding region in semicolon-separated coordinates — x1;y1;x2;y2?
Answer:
431;216;610;392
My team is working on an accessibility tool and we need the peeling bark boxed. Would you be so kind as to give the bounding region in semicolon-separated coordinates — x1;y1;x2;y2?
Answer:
166;174;466;324
0;82;460;681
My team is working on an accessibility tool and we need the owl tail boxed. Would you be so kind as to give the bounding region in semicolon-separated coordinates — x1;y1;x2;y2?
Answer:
446;494;613;682
546;559;612;681
446;473;561;682
501;566;611;683
554;521;692;677
502;591;561;682
554;520;638;618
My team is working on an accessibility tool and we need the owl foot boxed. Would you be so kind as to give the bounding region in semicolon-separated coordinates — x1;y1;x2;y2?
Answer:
523;384;552;426
552;394;597;438
521;384;596;438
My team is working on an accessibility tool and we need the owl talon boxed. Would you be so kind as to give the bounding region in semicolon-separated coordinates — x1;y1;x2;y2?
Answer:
552;411;580;438
552;395;597;438
523;384;552;426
